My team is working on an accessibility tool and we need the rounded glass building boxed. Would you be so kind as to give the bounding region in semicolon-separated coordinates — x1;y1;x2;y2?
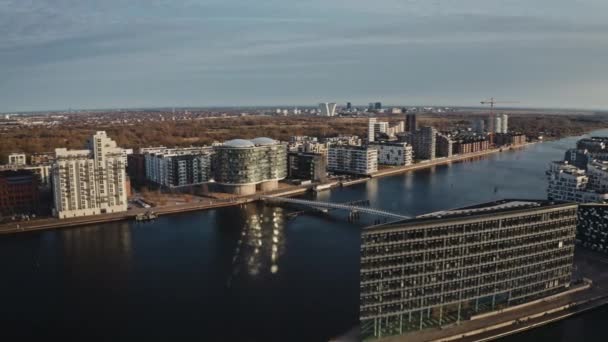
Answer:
213;137;287;195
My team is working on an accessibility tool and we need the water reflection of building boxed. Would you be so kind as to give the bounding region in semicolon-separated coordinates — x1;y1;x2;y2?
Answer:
229;205;286;280
60;222;133;280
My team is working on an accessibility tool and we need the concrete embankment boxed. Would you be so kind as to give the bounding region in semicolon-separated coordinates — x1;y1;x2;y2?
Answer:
0;200;244;235
0;143;534;235
370;143;533;180
457;294;608;342
378;281;608;342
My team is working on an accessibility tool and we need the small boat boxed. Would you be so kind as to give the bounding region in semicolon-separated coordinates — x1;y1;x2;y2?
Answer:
135;211;158;222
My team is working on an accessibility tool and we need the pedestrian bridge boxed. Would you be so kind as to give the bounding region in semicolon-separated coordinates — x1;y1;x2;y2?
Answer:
260;196;411;221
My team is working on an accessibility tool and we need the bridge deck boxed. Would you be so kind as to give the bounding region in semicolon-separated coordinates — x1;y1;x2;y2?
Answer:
261;196;411;220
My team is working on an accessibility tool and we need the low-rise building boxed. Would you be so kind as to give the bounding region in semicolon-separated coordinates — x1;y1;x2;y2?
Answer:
453;137;490;154
328;146;377;175
495;133;527;146
288;136;328;155
325;135;362;147
0;164;51;188
369;142;413;166
30;152;55;165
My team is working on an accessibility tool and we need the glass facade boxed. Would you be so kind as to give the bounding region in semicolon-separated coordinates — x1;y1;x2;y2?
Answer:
577;204;608;253
360;202;578;340
214;141;287;185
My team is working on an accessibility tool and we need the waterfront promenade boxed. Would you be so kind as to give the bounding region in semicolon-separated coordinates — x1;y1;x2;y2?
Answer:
370;143;532;179
0;142;533;235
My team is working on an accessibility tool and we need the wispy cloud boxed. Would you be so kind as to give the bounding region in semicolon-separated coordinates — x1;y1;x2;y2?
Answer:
1;0;607;111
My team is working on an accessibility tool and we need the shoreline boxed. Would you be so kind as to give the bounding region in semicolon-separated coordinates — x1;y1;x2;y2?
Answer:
0;142;535;236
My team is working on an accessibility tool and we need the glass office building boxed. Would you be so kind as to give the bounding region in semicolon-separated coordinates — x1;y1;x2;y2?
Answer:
213;138;287;195
360;200;578;340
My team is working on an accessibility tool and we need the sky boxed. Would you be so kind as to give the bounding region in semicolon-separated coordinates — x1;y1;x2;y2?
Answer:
1;0;608;112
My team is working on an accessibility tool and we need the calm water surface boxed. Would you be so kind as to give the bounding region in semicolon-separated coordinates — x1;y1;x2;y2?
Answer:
2;130;607;341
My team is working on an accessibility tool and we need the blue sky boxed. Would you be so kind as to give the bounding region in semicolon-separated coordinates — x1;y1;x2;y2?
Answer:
1;0;607;111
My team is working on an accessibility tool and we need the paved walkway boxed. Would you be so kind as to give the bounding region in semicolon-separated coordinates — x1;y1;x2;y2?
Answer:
0;183;313;235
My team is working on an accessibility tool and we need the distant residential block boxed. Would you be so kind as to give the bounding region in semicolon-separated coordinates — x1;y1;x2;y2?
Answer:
328;145;377;175
144;146;212;188
30;152;55;165
547;161;608;203
369;141;413;166
453;136;490;154
435;133;454;158
405;113;417;133
495;133;526;146
411;126;437;160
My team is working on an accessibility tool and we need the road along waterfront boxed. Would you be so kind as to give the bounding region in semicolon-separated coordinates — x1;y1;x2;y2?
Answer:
1;130;607;341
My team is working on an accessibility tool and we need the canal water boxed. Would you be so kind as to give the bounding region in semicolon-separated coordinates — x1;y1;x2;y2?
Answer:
1;130;607;341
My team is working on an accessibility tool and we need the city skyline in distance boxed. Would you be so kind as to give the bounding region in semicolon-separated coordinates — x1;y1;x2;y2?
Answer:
2;1;608;112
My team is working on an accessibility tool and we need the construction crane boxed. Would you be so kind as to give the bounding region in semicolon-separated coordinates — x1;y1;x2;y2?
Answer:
480;97;520;116
480;97;520;132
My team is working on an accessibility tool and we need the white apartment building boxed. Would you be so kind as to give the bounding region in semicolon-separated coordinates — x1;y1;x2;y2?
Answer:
494;116;502;134
52;131;127;219
8;153;26;166
501;114;509;134
368;118;400;141
374;121;389;137
144;147;212;187
492;114;509;134
547;161;608;203
299;142;327;155
587;160;608;193
325;135;362;147
328;146;378;175
369;142;413;166
368;118;377;142
386;121;405;137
